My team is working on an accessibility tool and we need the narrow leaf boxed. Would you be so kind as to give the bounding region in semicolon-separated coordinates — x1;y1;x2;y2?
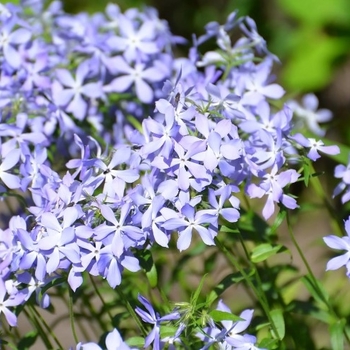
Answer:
270;309;285;340
209;310;242;322
251;243;286;263
330;319;345;350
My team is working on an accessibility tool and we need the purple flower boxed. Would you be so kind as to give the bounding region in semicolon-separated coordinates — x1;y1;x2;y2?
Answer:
135;294;180;350
55;61;102;120
292;133;340;161
324;217;350;277
287;93;333;136
103;56;167;103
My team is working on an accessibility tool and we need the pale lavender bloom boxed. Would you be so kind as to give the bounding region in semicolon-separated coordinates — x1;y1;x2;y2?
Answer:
247;166;300;220
0;278;25;326
104;56;167;103
0;148;21;189
197;300;264;350
55;61;102;120
287;93;333;136
292;133;340;161
135;294;180;350
0;19;31;68
333;157;350;203
95;203;144;258
107;14;159;62
240;59;284;105
324;217;350;277
162;204;217;251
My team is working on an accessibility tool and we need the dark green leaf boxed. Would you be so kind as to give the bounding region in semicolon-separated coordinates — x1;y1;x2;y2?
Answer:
301;274;329;307
17;331;38;350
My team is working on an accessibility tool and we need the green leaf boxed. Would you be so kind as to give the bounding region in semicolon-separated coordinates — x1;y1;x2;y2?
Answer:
17;331;38;350
270;309;285;340
135;249;158;288
125;336;145;347
206;269;255;306
146;263;158;288
251;243;287;263
266;210;287;236
301;274;329;307
330;319;346;350
191;274;207;306
258;338;279;349
208;310;242;322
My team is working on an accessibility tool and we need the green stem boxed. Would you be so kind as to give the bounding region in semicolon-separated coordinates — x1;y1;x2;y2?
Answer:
214;236;280;340
286;211;350;345
115;288;148;336
25;306;53;349
89;275;114;323
30;304;64;349
68;288;79;344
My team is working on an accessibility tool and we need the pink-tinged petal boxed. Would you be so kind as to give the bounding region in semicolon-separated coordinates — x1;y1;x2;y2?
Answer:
323;235;349;250
135;78;153;103
3;44;21;68
326;253;350;271
9;28;31;44
1;173;21;189
56;69;75;87
177;226;193;251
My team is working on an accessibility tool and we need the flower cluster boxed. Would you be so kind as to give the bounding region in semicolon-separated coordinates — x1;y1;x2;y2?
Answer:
0;0;341;348
74;295;264;350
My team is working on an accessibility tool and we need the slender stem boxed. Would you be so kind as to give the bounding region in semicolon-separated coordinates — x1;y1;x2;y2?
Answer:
115;288;148;336
214;237;280;340
30;304;64;349
68;288;79;344
89;274;114;322
286;211;350;345
25;306;53;349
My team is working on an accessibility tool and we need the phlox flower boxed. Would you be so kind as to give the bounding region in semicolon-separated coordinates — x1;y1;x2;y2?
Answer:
291;133;340;161
135;294;180;350
323;217;350;277
287;93;333;136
